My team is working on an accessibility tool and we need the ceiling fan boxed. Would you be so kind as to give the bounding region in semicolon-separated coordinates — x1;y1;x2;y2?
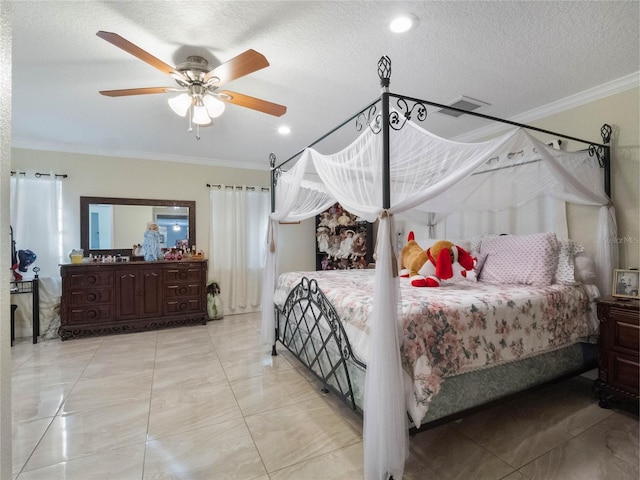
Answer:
96;31;286;138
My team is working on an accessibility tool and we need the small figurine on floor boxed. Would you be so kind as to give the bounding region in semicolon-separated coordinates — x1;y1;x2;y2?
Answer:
207;281;223;320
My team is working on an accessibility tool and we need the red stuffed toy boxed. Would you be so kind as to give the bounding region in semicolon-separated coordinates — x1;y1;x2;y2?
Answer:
400;232;475;287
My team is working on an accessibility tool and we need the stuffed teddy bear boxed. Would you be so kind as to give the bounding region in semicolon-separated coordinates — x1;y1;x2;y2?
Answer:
400;232;475;287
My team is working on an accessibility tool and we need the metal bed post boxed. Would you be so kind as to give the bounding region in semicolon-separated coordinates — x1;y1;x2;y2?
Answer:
378;56;392;210
269;152;279;357
377;55;396;480
601;124;612;198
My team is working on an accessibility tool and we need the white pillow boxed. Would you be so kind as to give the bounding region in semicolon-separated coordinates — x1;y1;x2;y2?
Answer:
479;232;559;286
468;235;485;256
554;239;579;285
574;250;596;284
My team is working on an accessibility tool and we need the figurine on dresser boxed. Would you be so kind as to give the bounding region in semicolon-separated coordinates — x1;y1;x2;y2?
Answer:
142;222;163;261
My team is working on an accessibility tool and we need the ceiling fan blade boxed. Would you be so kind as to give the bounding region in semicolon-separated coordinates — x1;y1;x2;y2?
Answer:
204;49;270;87
218;90;287;117
97;31;190;84
99;87;179;97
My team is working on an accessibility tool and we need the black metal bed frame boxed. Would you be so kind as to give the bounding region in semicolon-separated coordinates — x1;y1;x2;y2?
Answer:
269;55;613;423
275;276;365;414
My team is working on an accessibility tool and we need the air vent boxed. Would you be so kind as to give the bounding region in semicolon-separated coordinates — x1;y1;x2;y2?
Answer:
437;96;491;118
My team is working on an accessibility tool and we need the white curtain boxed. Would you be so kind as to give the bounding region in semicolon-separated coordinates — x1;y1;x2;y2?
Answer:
262;119;616;480
209;186;270;315
441;197;568;240
10;174;63;279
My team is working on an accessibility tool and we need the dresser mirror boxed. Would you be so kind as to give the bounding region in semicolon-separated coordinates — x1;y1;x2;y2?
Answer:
80;196;196;257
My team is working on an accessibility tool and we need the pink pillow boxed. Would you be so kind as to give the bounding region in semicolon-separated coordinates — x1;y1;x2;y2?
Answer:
479;233;559;286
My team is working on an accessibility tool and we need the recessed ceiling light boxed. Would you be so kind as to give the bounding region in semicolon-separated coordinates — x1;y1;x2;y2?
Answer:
278;126;291;135
389;14;416;33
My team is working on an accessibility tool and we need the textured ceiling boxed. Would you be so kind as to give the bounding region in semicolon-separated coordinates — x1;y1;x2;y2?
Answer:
10;1;640;170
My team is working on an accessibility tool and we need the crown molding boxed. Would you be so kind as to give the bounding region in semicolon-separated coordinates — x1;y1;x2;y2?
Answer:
453;71;640;142
10;140;269;172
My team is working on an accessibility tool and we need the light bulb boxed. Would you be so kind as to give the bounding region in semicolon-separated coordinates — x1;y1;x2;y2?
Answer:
172;223;181;232
203;95;226;118
192;105;212;125
390;14;416;33
168;93;192;116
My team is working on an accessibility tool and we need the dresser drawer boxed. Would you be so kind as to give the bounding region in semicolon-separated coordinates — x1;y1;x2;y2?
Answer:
613;317;640;352
165;298;203;314
66;305;114;325
66;272;114;289
68;289;113;306
609;352;639;395
165;284;202;298
164;265;202;283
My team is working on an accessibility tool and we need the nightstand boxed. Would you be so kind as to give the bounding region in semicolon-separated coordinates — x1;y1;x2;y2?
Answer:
594;295;639;408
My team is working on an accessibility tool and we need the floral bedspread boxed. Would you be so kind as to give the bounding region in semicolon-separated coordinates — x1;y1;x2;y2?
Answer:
274;269;592;423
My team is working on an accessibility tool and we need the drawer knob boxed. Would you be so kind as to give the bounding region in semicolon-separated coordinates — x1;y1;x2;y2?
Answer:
86;292;97;302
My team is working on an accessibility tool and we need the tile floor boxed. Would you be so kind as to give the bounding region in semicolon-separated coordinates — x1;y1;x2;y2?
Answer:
10;312;639;479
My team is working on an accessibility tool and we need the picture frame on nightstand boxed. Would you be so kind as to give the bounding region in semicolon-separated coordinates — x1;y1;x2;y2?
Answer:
612;269;640;299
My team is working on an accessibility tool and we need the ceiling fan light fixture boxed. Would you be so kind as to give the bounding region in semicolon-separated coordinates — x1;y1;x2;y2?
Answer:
168;93;192;117
96;32;287;140
389;14;417;33
203;95;226;118
192;104;212;125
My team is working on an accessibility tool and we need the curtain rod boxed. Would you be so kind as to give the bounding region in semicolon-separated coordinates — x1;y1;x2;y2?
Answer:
206;184;269;191
11;171;68;178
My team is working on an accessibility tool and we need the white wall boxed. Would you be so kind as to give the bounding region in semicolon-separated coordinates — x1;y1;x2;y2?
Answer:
277;218;316;273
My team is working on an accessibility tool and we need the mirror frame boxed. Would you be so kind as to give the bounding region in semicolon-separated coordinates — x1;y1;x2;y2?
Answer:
80;196;196;257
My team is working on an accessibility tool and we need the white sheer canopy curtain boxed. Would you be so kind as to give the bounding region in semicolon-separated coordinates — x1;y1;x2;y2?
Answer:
262;120;616;480
10;174;63;278
209;185;270;316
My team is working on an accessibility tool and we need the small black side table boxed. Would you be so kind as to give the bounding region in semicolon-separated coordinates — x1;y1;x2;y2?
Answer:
10;273;40;344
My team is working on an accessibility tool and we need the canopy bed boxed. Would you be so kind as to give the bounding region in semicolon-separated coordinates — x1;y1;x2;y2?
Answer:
261;57;617;480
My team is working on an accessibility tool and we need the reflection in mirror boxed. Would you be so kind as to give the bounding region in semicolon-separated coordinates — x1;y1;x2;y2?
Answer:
81;197;195;257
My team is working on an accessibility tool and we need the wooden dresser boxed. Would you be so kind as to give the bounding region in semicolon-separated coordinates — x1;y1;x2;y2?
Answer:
594;295;640;408
59;259;208;340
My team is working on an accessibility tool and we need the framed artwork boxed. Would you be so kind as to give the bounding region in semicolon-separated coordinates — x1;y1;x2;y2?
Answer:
612;269;640;299
315;203;373;270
